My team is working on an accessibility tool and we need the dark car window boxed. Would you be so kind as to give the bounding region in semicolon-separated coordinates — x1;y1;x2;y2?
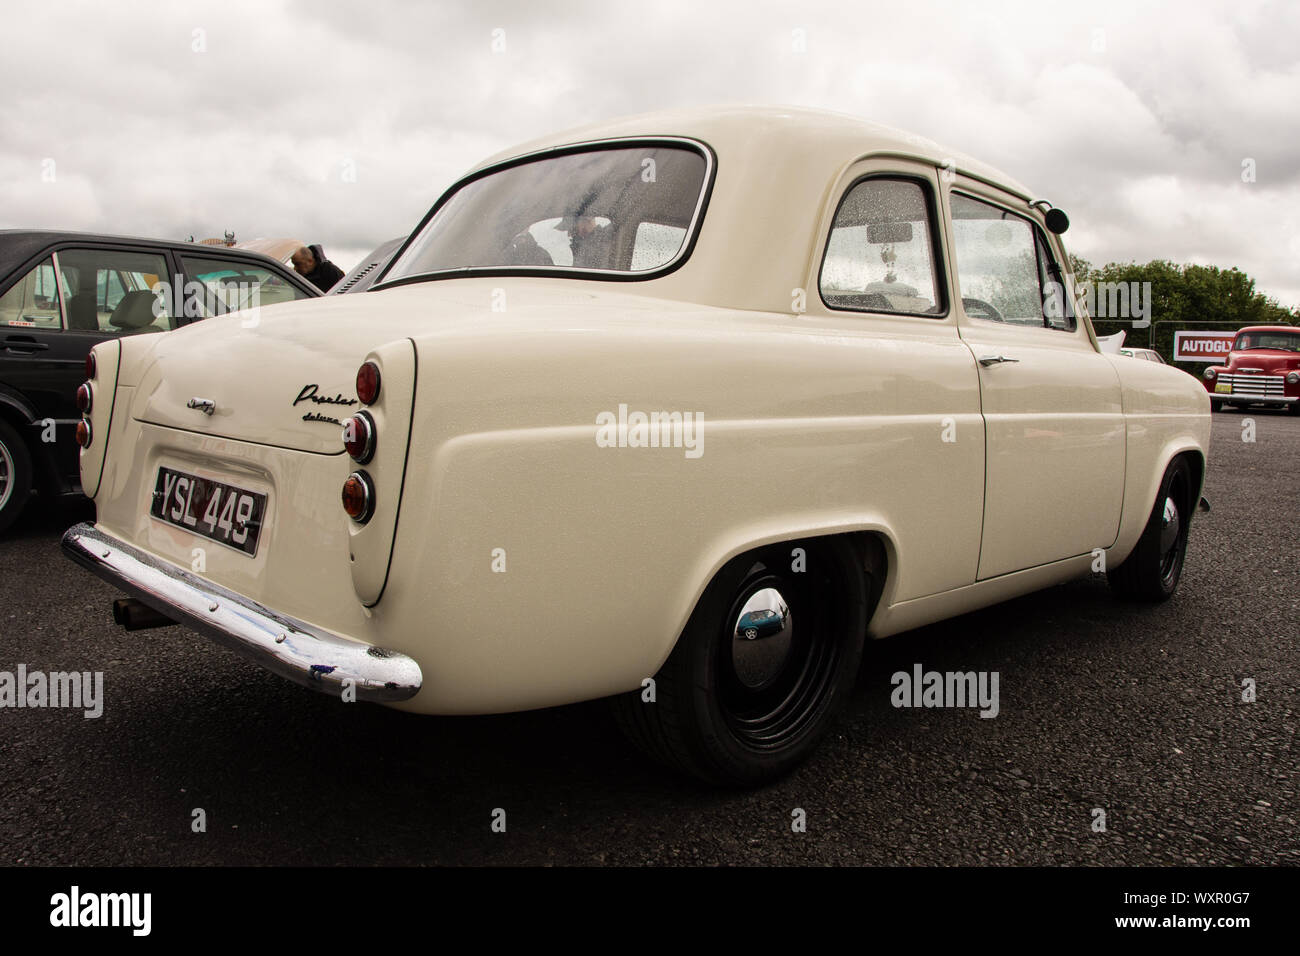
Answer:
181;255;314;316
0;256;63;329
1233;330;1300;351
56;248;173;334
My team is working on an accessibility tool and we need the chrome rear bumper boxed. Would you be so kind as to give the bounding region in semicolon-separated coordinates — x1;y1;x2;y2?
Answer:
61;522;422;702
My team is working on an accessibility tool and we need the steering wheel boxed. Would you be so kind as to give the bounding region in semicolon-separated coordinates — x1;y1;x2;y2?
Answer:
962;297;1004;322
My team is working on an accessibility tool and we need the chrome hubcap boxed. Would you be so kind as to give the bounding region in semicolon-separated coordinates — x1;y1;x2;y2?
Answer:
731;586;794;690
1159;496;1180;557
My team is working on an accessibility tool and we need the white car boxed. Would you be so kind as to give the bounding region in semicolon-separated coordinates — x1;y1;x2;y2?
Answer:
63;107;1211;785
1119;347;1168;364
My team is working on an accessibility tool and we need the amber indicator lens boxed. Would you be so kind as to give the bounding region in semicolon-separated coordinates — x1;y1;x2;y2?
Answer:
342;413;375;464
76;419;92;448
76;383;93;413
86;352;97;379
357;361;381;405
342;472;374;522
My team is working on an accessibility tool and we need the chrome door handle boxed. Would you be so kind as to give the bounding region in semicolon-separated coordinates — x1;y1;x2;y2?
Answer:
978;355;1020;367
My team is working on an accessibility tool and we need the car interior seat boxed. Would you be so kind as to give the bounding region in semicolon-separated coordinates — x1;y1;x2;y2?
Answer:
108;290;161;331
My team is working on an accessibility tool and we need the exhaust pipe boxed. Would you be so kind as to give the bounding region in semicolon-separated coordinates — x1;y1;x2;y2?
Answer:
112;598;177;631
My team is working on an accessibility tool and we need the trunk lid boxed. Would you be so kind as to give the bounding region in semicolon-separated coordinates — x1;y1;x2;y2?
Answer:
127;278;700;453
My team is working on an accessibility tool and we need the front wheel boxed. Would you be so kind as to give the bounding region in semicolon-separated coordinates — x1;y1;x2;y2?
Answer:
0;419;34;535
1108;457;1193;602
612;537;868;786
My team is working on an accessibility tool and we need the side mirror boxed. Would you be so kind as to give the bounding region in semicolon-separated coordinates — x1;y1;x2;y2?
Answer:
1044;208;1069;234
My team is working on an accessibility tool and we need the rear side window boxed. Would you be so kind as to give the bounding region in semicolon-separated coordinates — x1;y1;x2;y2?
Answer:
56;248;173;335
0;256;62;329
181;255;313;315
820;178;944;316
950;193;1076;332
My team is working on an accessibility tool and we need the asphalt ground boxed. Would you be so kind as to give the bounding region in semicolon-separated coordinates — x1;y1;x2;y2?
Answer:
1;410;1296;865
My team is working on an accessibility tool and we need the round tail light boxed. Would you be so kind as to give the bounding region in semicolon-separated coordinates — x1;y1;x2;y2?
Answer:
342;412;375;464
76;383;93;413
342;471;374;523
86;351;97;379
357;361;381;405
76;419;92;448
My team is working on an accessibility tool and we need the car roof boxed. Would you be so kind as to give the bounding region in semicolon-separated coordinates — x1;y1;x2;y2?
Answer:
1236;325;1300;333
470;104;1037;200
0;229;293;278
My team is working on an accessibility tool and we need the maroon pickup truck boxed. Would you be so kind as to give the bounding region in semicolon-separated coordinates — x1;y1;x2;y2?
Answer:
1203;325;1300;413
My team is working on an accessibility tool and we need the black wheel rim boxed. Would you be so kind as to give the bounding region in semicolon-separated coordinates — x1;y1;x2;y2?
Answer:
715;548;844;752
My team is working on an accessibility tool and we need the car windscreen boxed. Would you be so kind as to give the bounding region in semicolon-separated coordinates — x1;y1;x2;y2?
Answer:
382;143;710;283
1234;331;1300;351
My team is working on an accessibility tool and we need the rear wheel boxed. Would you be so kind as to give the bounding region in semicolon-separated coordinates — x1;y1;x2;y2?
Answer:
1109;457;1193;602
612;536;868;786
0;419;34;534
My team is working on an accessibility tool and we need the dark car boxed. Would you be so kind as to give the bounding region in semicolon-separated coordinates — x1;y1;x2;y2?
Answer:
331;236;406;294
0;230;320;531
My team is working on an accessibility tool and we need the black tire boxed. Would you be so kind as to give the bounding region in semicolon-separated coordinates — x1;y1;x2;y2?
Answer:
0;418;34;535
1209;399;1223;412
612;536;868;786
1108;456;1193;602
1288;402;1300;416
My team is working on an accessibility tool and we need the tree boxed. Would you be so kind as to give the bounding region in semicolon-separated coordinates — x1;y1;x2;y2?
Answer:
1077;259;1297;364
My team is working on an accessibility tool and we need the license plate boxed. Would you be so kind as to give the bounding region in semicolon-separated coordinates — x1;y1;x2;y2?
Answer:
150;467;267;556
1214;382;1232;393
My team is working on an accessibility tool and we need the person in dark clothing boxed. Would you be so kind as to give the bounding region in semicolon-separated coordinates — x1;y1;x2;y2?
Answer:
292;245;345;292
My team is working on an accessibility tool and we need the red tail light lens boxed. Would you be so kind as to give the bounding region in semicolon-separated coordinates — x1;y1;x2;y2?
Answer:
342;412;375;464
342;471;374;523
86;351;97;379
76;419;92;448
76;383;93;413
357;361;381;405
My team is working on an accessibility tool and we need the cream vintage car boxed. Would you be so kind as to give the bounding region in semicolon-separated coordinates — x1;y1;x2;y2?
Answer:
62;107;1211;786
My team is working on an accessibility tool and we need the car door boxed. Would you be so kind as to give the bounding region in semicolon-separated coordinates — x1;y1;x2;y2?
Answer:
941;182;1125;579
0;254;70;427
811;162;986;601
3;245;178;485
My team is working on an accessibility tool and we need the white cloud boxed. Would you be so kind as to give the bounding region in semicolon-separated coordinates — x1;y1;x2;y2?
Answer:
1;0;1296;305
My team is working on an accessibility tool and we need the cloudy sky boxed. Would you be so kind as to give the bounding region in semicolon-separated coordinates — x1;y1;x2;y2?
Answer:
4;0;1298;306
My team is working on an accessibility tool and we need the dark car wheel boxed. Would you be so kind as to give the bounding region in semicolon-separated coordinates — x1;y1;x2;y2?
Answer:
1209;399;1223;412
1108;456;1193;602
1289;402;1300;416
0;419;34;534
612;536;868;786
